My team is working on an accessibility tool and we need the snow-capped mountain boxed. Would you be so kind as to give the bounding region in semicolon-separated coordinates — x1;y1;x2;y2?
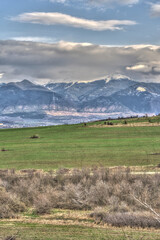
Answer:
1;75;160;127
0;80;75;114
46;75;136;103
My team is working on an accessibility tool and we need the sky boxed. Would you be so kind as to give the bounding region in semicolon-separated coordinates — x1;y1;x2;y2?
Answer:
0;0;160;83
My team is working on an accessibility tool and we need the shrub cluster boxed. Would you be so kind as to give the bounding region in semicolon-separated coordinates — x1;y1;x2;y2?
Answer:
0;187;25;218
30;134;40;139
0;168;159;227
91;210;160;228
107;122;114;125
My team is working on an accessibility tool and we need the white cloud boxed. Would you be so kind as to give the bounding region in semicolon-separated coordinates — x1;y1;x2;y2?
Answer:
11;12;137;31
11;37;56;43
0;73;4;79
126;62;160;74
88;0;139;6
0;41;160;83
125;45;160;50
50;0;67;2
126;64;150;72
151;4;160;17
49;0;139;6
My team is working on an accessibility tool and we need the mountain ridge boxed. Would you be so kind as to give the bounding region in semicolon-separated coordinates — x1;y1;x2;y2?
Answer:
1;76;160;127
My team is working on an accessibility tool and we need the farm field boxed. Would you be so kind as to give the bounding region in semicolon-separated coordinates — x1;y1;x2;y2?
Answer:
0;116;160;170
0;117;160;240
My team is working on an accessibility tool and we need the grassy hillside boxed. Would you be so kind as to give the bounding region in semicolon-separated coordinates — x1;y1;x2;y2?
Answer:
0;116;160;170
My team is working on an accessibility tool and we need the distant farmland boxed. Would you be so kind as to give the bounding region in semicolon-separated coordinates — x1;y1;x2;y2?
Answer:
0;116;160;170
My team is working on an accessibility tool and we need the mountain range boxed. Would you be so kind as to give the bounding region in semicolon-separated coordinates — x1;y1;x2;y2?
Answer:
0;75;160;127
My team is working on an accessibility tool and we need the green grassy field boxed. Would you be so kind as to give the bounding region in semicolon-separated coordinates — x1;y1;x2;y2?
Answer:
0;117;160;239
0;116;160;170
0;220;160;240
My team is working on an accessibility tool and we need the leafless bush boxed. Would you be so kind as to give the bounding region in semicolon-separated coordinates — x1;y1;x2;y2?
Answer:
30;134;39;139
91;211;160;228
4;236;16;240
0;167;159;228
0;188;25;218
33;194;52;214
1;148;8;152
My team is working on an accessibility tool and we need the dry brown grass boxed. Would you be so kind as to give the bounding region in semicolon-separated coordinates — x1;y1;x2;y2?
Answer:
90;122;160;128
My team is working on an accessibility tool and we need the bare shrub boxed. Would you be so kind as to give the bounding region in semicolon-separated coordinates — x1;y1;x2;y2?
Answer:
61;183;90;210
90;207;106;224
33;194;52;215
0;167;160;228
107;122;114;125
4;236;16;240
1;148;7;152
0;188;25;218
87;180;110;206
91;212;160;229
30;134;39;139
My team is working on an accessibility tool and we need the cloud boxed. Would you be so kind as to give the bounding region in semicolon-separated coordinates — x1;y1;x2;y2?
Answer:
126;62;160;75
11;37;56;43
50;0;67;2
0;73;4;79
11;12;137;31
49;0;139;7
126;64;151;72
88;0;139;6
0;40;160;84
151;3;160;17
125;45;160;50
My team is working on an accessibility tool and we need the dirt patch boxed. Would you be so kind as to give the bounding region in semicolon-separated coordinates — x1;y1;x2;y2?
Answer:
90;122;160;128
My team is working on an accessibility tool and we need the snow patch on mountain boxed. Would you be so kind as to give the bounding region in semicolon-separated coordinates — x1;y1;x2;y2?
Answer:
65;82;75;89
136;87;146;92
105;74;131;83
